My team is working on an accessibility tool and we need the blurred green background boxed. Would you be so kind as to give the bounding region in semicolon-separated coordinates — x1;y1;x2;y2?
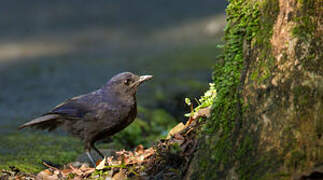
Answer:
0;0;227;172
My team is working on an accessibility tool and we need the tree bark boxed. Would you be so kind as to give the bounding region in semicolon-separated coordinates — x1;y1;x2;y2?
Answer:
186;0;322;179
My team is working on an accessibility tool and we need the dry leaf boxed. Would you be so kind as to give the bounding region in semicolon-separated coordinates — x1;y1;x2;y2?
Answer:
37;169;58;180
184;128;194;136
107;156;114;166
143;148;155;159
83;168;95;176
29;113;201;180
96;156;107;170
192;107;211;119
174;134;184;140
135;144;144;155
173;134;185;145
167;123;185;139
61;168;73;177
37;169;52;176
69;165;84;176
112;169;127;180
79;163;90;171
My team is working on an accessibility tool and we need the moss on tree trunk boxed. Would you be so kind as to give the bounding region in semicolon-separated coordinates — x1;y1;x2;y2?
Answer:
186;0;322;179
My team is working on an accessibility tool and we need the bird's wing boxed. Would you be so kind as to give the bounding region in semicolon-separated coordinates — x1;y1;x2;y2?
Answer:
18;114;61;130
19;92;103;131
45;94;94;119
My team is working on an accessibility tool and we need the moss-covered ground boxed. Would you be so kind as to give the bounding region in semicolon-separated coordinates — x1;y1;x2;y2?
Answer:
0;108;178;174
0;132;82;173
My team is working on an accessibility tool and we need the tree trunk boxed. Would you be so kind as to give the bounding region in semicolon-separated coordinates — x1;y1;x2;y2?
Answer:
186;0;322;179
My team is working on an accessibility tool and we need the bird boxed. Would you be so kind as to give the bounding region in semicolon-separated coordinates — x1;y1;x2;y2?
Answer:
19;72;152;166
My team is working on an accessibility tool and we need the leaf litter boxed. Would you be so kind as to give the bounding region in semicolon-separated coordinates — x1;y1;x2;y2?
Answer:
1;101;210;180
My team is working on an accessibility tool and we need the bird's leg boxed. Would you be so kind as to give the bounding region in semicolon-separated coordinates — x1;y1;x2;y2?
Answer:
86;150;96;167
85;143;97;167
91;143;105;158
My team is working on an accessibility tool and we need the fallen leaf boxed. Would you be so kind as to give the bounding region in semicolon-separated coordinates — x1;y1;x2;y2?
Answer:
69;165;83;176
112;169;127;180
73;176;83;180
107;156;114;165
184;128;194;136
173;134;185;145
96;156;107;170
82;168;95;176
37;169;58;180
167;123;185;139
38;169;52;176
61;168;73;177
79;163;90;171
143;148;155;159
192;107;211;119
174;134;184;140
135;144;144;155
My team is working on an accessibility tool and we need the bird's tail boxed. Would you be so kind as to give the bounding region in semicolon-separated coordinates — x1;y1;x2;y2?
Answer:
19;114;62;131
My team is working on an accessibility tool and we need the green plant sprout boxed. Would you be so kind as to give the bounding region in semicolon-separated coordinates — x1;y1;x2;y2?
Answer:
185;83;217;118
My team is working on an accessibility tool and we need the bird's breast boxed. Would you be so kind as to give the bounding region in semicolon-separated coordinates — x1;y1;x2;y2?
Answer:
95;103;137;138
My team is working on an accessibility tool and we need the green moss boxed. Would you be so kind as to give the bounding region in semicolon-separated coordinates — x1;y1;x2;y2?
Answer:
250;0;279;84
210;0;262;131
292;0;317;41
191;0;322;179
260;172;290;180
293;86;313;107
195;0;262;178
292;0;321;74
191;0;280;179
168;142;182;154
286;150;306;169
0;132;82;173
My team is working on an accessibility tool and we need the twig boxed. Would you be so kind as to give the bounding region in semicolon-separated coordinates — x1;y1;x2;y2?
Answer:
42;161;60;171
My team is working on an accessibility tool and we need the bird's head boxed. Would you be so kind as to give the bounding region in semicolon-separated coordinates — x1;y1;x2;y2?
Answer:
106;72;152;97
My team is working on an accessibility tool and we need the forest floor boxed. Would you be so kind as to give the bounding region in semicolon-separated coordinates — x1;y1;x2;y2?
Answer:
1;120;199;179
0;0;226;175
1;105;210;179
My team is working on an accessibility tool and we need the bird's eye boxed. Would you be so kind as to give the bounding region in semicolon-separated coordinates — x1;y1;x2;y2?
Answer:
124;79;131;85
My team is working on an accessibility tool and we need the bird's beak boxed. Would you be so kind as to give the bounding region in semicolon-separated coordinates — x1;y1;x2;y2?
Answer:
130;75;153;88
139;75;153;82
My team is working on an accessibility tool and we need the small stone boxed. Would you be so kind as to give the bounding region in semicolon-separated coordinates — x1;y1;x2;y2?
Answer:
70;161;83;168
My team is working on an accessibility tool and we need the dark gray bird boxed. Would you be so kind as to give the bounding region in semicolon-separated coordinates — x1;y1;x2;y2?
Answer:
19;72;152;165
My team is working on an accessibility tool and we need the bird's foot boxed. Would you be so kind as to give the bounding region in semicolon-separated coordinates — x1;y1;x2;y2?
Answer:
86;151;97;167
